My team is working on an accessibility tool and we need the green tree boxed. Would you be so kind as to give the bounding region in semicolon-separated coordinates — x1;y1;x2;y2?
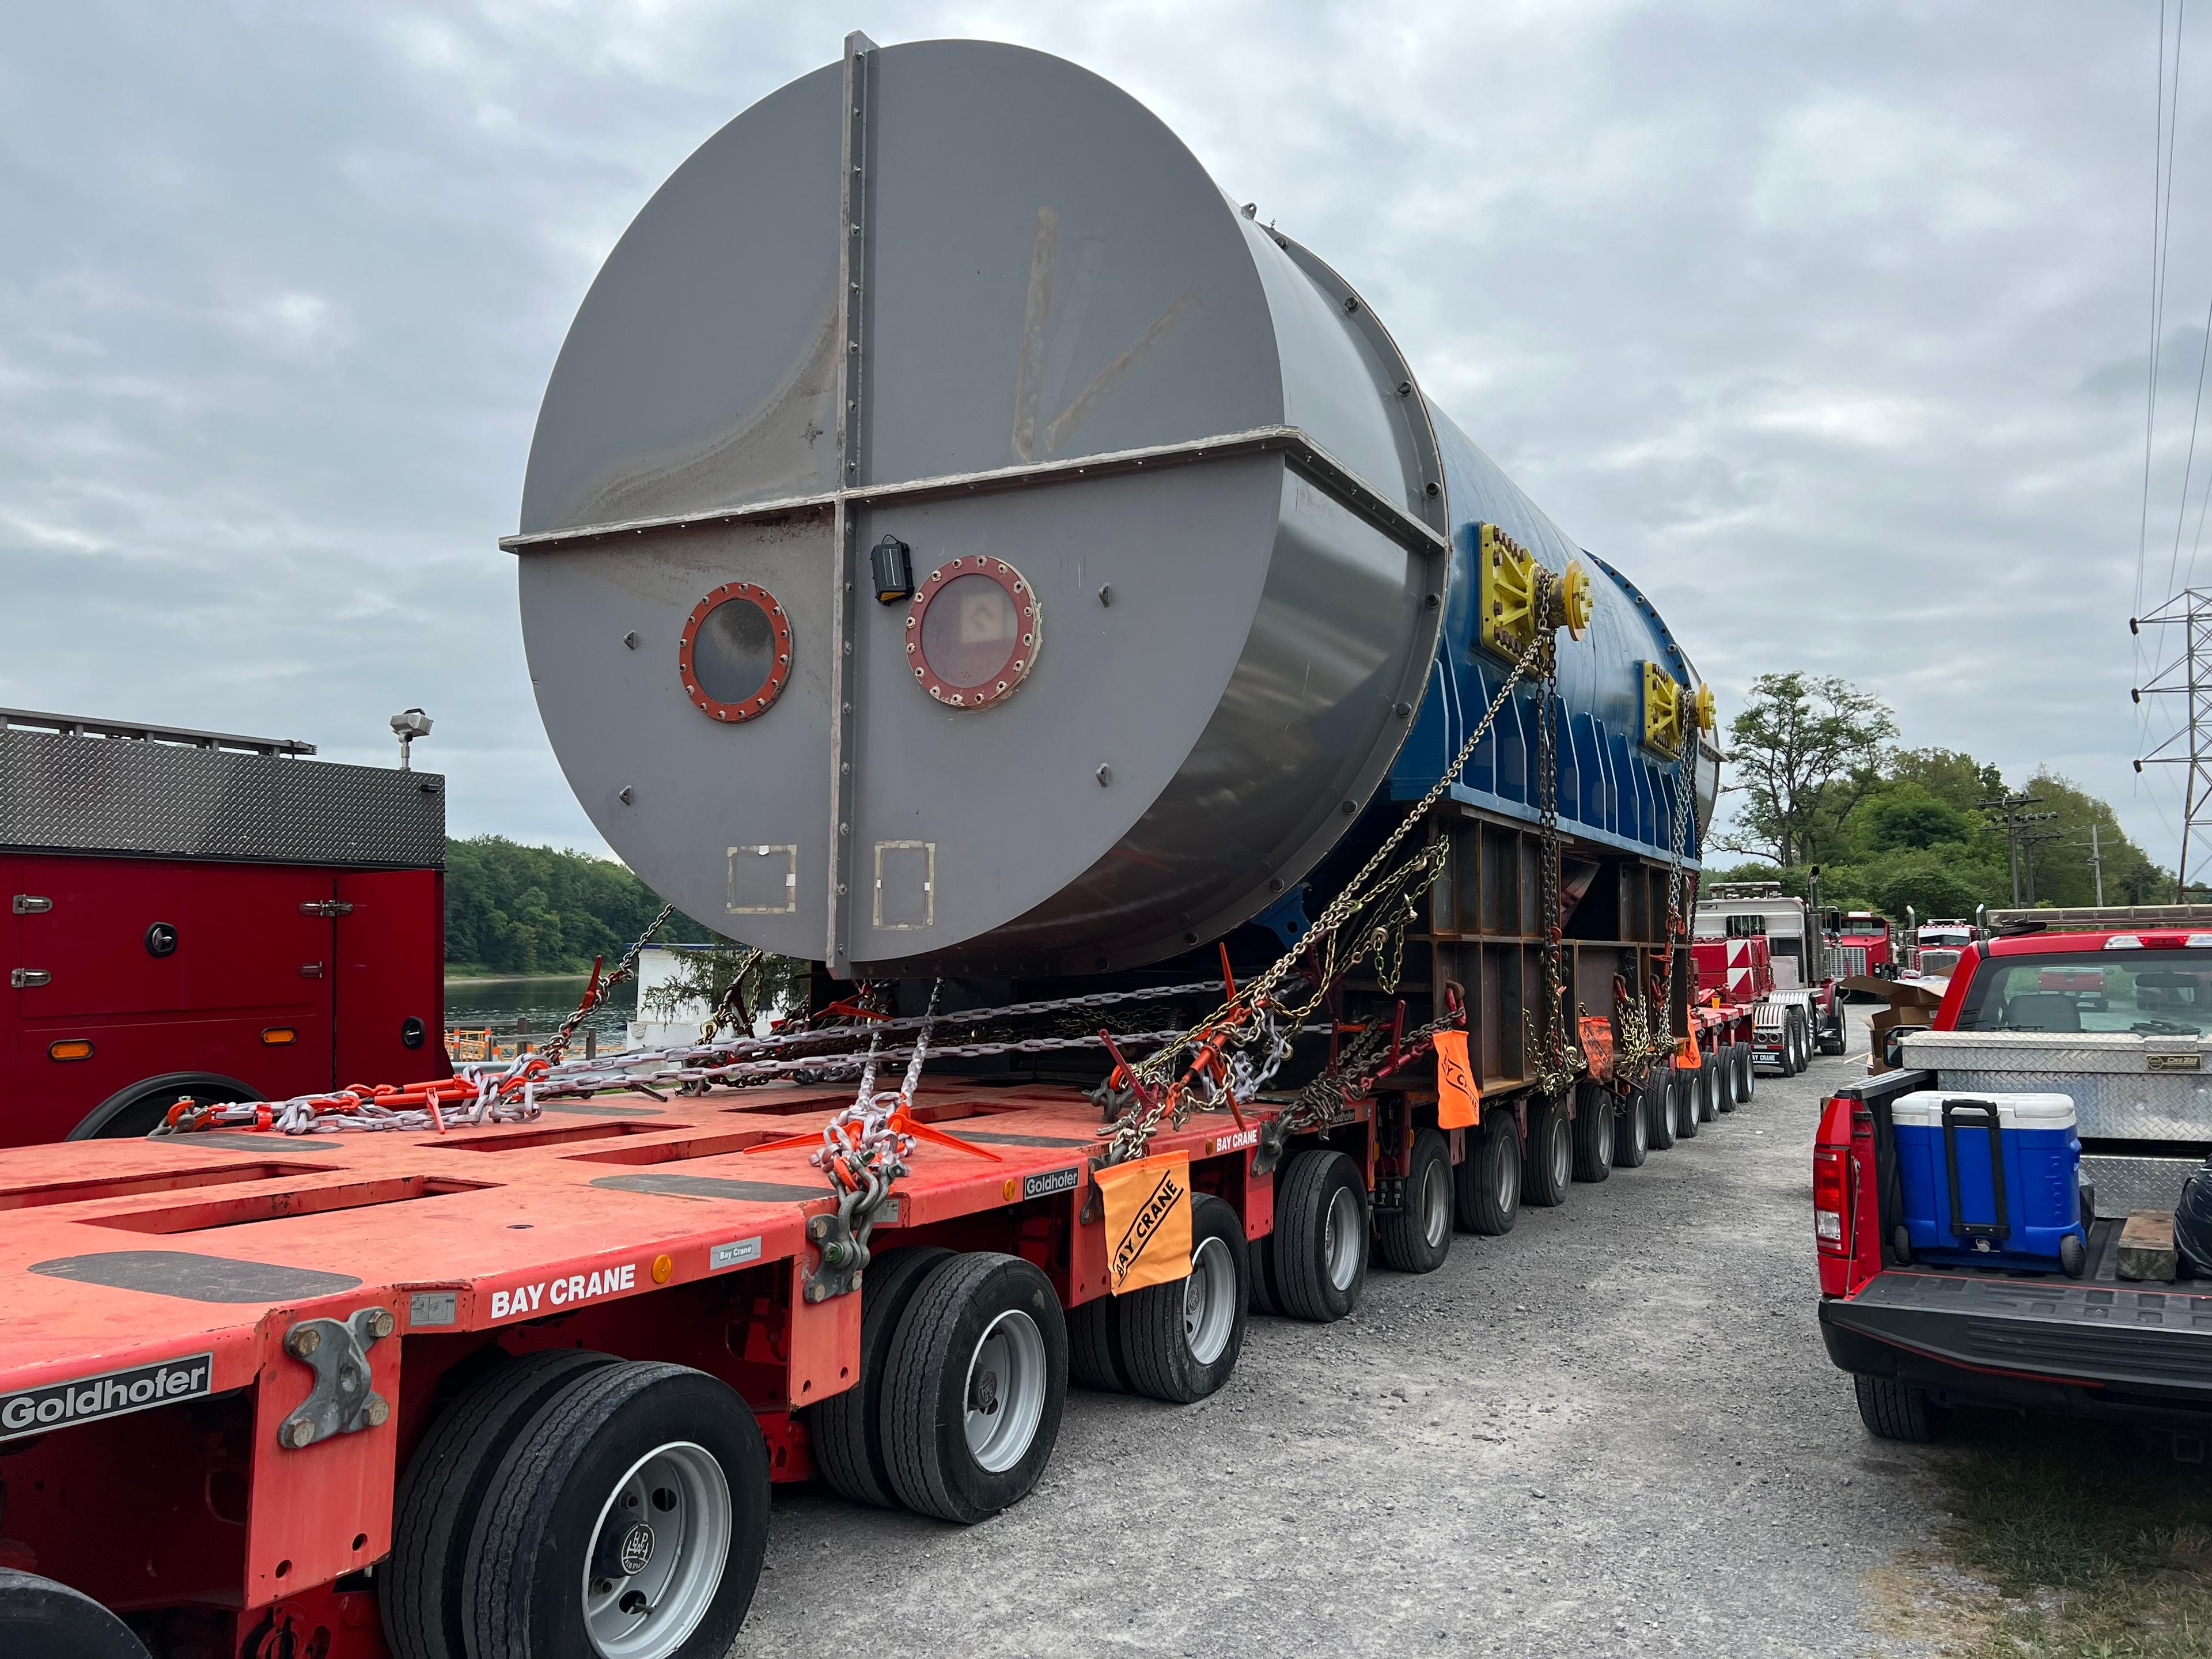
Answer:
1718;672;1898;867
1849;783;1974;854
444;836;719;974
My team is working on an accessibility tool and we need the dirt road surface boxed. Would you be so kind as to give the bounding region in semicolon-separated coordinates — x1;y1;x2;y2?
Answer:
732;1016;1955;1657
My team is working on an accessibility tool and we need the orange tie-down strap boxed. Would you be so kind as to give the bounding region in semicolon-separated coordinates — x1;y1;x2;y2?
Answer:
1578;1016;1615;1083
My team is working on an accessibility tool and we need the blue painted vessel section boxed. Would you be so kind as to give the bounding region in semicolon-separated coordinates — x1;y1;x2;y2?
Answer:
1386;403;1711;863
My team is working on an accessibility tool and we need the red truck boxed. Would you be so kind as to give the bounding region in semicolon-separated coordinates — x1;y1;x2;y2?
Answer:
1831;910;1897;980
1;709;448;1144
1819;907;2212;1444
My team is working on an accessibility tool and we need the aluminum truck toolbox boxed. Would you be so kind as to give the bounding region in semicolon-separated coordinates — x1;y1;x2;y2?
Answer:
1899;1029;2212;1144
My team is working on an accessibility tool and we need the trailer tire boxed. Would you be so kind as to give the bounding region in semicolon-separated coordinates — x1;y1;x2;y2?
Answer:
1645;1073;1676;1150
1696;1059;1720;1123
1275;1150;1369;1320
1819;1010;1849;1056
1611;1084;1649;1168
1524;1094;1573;1206
1067;1293;1131;1391
882;1252;1067;1522
1714;1044;1740;1112
1118;1194;1248;1402
1247;1231;1282;1315
0;1568;149;1659
463;1361;770;1659
808;1245;953;1505
385;1347;620;1659
1853;1374;1944;1444
1570;1081;1614;1183
1733;1042;1755;1105
1671;1070;1700;1139
1455;1115;1521;1236
1377;1128;1455;1271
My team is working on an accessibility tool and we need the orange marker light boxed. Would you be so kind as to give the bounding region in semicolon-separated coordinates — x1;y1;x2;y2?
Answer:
48;1039;93;1062
261;1027;298;1046
652;1254;674;1284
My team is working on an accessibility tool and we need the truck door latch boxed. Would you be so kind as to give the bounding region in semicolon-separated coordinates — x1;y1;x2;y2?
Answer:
11;895;51;915
299;900;355;918
10;969;51;988
278;1306;395;1450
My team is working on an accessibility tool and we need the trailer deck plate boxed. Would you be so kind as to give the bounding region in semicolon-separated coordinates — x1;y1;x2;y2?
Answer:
0;1078;1241;1409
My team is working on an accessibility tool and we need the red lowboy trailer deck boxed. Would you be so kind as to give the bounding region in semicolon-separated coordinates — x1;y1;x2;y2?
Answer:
0;1073;1375;1654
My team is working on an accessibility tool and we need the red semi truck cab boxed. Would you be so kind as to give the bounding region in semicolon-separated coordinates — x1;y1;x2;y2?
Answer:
0;709;448;1145
1832;910;1896;979
1816;907;2212;1443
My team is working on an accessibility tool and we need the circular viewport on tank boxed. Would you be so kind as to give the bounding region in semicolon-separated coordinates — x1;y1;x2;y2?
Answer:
679;582;793;723
905;558;1041;710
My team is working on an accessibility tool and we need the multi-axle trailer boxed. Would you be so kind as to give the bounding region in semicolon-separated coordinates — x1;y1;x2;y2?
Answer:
0;988;1764;1659
0;35;1751;1658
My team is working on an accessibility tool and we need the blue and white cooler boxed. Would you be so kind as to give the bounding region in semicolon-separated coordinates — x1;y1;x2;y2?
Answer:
1892;1091;2088;1275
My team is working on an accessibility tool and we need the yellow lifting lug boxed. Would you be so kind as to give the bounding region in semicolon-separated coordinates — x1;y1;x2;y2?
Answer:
1478;525;1592;660
1559;559;1593;642
1639;661;1687;757
1692;680;1717;736
1476;522;1540;661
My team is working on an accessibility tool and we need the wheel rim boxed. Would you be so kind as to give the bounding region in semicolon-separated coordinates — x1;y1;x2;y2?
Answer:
1627;1097;1646;1152
1184;1234;1238;1365
1420;1156;1452;1250
1494;1136;1516;1211
1593;1101;1613;1160
1551;1116;1572;1185
1324;1185;1363;1291
580;1441;732;1659
964;1308;1048;1474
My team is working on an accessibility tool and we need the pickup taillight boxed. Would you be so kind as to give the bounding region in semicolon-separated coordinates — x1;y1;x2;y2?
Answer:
1813;1145;1849;1253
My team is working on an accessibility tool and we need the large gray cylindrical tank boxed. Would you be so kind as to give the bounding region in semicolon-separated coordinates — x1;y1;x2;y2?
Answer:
509;36;1700;976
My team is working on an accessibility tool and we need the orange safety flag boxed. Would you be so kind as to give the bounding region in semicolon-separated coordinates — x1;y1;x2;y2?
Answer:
1675;1035;1702;1069
1434;1029;1480;1128
1578;1016;1615;1083
1094;1152;1194;1295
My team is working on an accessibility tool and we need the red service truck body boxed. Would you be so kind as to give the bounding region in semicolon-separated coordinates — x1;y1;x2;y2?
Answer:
1;710;448;1145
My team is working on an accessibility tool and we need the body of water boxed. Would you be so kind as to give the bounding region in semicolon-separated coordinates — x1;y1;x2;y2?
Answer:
442;975;638;1041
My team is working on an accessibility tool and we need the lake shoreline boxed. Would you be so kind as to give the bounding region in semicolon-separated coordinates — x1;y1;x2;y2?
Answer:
444;972;594;987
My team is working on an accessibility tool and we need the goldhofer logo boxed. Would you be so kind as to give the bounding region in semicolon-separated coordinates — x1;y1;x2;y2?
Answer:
1022;1167;1080;1201
1;1354;214;1440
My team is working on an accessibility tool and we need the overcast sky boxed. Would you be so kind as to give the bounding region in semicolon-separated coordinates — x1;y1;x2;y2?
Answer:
5;2;2208;871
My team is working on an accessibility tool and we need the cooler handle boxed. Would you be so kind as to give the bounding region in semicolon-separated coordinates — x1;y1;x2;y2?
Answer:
1940;1098;2010;1243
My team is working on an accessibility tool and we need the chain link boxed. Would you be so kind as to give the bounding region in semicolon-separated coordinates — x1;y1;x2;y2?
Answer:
1097;611;1558;1167
544;903;676;1063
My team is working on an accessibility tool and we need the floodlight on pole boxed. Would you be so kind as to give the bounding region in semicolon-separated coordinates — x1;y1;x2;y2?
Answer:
390;708;433;772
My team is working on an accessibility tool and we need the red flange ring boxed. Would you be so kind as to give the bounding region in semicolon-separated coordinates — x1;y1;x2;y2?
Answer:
678;582;793;724
903;556;1041;710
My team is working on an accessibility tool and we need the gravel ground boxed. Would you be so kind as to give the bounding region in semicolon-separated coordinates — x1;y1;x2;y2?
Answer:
733;1010;1959;1658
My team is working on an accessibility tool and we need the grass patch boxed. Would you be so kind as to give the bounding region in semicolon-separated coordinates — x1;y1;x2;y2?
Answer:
1930;1414;2212;1656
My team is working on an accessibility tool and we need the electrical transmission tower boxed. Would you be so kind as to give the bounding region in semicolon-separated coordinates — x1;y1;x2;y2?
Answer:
2133;588;2212;900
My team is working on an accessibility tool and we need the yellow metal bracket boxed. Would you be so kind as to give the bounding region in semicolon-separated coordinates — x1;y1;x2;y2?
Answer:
1692;680;1717;736
1641;662;1689;757
1477;524;1591;660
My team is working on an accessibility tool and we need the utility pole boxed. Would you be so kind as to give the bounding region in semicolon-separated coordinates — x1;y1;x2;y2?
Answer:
1980;792;2056;907
2134;589;2212;900
2089;821;2104;906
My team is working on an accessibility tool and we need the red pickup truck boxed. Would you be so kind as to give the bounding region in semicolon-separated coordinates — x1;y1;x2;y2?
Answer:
1817;909;2212;1444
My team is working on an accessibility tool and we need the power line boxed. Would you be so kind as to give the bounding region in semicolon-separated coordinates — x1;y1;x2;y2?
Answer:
2140;0;2176;623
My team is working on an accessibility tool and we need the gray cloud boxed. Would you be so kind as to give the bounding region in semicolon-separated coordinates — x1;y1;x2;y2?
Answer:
2;1;2205;866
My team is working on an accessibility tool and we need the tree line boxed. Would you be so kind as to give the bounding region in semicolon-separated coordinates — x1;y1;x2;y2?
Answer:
1709;672;2166;921
444;836;717;974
